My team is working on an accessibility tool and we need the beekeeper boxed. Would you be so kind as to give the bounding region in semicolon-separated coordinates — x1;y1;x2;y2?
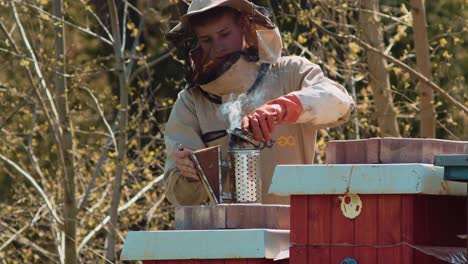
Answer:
163;0;355;205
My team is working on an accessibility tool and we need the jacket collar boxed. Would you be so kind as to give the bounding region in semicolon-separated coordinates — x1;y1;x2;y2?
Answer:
199;56;260;96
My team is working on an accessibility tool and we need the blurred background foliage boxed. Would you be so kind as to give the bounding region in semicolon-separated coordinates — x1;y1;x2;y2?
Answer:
0;0;466;262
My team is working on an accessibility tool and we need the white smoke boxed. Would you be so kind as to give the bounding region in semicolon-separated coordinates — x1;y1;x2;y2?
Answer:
217;88;267;130
218;93;247;130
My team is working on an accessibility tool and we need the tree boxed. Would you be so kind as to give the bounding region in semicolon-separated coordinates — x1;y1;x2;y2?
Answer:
410;0;436;138
359;0;400;137
53;0;77;262
0;1;465;262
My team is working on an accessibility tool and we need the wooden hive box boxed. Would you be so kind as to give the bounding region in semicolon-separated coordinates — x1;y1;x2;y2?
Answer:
269;164;467;264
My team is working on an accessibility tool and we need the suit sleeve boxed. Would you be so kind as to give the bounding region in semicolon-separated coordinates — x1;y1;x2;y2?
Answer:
285;56;355;128
163;90;208;206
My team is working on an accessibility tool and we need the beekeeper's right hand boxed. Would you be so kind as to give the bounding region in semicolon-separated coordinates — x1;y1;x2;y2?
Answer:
173;149;200;181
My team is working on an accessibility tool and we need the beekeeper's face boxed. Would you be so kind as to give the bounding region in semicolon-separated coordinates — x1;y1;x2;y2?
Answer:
194;13;244;60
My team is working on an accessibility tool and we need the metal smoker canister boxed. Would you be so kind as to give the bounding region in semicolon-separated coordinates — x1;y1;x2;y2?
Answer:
229;147;262;203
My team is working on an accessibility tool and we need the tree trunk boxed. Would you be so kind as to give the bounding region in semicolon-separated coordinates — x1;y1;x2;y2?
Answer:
464;114;468;140
359;0;400;137
105;0;129;261
410;0;436;138
54;0;76;263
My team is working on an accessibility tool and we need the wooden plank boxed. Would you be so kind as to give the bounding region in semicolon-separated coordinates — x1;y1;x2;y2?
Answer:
377;195;402;264
191;206;226;230
426;195;466;247
226;205;290;230
308;195;331;263
176;205;289;230
186;261;202;264
412;195;431;264
325;138;381;164
354;194;378;263
330;195;355;263
224;260;245;264
202;259;225;264
290;245;307;264
401;195;414;264
247;259;269;264
412;195;466;263
380;138;468;164
308;246;330;264
290;195;308;244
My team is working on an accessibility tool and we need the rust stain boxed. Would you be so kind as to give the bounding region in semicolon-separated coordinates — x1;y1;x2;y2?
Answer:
345;165;355;194
440;181;449;194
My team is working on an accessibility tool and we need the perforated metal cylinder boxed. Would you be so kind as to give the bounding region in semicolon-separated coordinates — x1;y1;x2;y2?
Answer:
229;148;261;203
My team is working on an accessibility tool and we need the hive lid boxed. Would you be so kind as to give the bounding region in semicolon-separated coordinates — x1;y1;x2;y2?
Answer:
269;164;466;196
120;229;289;260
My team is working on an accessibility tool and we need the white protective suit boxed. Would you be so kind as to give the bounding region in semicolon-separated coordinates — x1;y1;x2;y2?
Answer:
163;0;355;205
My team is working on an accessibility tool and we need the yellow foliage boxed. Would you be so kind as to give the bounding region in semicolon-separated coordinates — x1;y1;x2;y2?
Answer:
136;43;145;52
392;67;402;75
402;72;410;81
442;51;452;59
39;12;49;20
348;42;360;54
298;34;307;44
127;22;135;30
439;38;448;47
321;35;329;43
19;59;30;67
131;28;139;38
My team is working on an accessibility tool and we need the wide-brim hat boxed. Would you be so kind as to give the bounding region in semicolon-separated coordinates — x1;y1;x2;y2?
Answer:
166;0;283;84
166;0;276;47
181;0;261;24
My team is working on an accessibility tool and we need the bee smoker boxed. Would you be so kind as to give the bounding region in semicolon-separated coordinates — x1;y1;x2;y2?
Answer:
226;128;273;203
188;128;274;204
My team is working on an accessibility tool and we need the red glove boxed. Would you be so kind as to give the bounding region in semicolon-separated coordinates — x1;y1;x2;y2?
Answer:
241;94;303;141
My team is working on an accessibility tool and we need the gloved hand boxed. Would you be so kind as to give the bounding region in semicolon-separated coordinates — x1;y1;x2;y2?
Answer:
173;149;199;181
241;94;303;141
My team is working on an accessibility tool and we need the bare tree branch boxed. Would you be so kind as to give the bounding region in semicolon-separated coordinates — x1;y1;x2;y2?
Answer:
126;17;145;81
78;174;164;253
0;206;45;252
104;0;129;260
0;153;63;225
78;113;119;211
77;87;118;153
78;0;114;43
129;47;175;84
307;16;468;114
18;1;113;46
0;207;58;262
10;2;60;124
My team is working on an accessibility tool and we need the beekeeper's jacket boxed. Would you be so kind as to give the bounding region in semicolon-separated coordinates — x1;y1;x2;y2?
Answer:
163;55;355;205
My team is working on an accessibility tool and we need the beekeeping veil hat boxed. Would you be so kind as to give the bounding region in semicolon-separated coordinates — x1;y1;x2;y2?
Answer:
166;0;283;85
